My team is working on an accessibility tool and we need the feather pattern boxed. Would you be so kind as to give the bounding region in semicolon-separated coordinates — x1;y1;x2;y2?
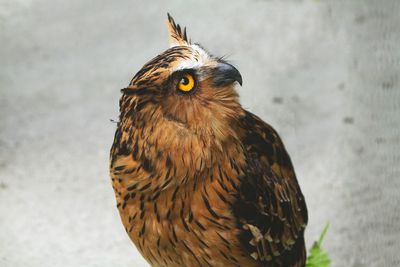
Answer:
109;14;307;267
234;111;308;266
167;13;189;47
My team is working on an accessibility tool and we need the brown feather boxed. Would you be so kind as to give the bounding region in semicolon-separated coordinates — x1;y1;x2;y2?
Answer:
110;14;307;267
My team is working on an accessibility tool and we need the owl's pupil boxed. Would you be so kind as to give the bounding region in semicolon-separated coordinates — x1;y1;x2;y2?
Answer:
181;77;189;85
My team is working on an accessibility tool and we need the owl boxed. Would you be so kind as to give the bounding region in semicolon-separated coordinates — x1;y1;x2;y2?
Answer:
110;14;308;267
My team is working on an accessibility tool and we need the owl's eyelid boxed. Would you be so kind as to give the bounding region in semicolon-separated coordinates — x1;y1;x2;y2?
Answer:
172;68;196;77
171;68;198;85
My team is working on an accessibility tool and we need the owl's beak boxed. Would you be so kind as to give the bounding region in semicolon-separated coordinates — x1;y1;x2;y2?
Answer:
212;62;243;87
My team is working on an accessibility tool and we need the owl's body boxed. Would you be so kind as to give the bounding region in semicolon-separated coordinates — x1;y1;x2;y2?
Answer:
110;15;307;267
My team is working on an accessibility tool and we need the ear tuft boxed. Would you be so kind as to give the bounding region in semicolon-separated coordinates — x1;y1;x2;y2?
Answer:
167;13;189;47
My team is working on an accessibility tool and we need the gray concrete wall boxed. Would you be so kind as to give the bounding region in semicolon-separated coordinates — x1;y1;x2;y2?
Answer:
0;0;399;266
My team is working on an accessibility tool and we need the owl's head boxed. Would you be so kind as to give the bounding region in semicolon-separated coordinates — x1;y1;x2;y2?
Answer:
119;14;243;145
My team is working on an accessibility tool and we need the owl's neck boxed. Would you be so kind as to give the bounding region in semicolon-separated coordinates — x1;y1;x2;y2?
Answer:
111;106;245;192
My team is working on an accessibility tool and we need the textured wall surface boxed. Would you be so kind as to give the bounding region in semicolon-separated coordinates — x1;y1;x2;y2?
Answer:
0;0;399;266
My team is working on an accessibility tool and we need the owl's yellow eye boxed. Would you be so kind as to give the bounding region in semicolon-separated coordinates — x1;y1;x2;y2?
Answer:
177;73;195;92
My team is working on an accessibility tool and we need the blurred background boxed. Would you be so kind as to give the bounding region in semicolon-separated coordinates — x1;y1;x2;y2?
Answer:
1;0;399;266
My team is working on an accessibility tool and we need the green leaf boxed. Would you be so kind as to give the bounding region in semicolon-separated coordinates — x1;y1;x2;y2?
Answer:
306;224;331;267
